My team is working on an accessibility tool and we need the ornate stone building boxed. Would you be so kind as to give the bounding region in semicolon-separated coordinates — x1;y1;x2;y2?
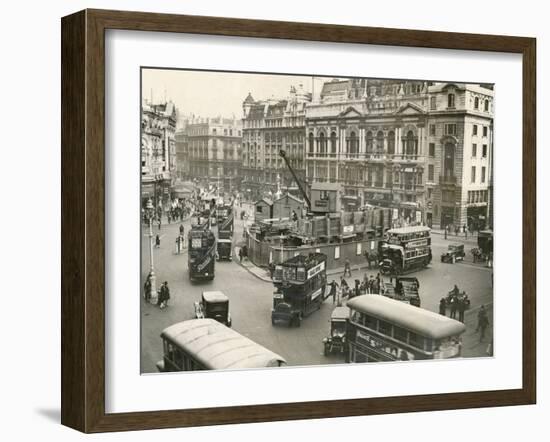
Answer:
141;100;177;206
185;116;242;193
305;79;493;229
241;85;311;200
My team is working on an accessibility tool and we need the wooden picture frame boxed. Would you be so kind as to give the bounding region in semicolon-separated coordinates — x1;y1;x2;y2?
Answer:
61;9;536;433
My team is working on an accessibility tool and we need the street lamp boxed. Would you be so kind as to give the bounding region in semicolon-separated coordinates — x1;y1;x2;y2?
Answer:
145;198;158;305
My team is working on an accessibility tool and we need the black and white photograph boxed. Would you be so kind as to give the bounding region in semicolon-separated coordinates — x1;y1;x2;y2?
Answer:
140;68;494;373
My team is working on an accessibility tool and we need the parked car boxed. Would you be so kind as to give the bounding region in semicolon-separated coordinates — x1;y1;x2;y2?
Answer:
441;243;465;264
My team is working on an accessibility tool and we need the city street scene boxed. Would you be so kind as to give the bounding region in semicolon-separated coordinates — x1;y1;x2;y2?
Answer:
140;69;494;373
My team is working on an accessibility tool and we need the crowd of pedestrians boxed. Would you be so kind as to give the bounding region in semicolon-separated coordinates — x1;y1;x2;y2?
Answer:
329;268;383;306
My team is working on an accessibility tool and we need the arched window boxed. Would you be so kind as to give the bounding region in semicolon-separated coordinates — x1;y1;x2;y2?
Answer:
376;131;384;151
444;142;455;177
484;99;489;111
474;97;479;109
448;93;455;108
348;131;358;156
318;132;326;155
366;131;373;152
308;133;314;154
387;131;395;155
330;131;337;154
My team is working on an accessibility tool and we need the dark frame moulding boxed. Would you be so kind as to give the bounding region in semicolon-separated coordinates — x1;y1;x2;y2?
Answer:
61;8;537;433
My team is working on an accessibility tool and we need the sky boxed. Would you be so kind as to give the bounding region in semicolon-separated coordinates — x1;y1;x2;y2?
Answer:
142;68;333;122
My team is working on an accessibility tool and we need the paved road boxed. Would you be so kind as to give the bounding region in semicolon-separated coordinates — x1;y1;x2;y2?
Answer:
141;208;493;373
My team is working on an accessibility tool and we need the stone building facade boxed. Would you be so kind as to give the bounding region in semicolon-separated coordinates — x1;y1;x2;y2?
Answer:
174;126;189;180
305;79;494;229
426;83;494;230
141;100;177;206
185;116;243;193
241;85;311;201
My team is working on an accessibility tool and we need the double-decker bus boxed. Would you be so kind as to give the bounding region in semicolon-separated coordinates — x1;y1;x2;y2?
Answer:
156;319;286;372
271;253;328;327
188;224;216;281
346;295;466;363
378;225;432;274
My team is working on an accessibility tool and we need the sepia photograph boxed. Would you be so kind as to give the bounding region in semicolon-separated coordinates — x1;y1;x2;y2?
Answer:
140;68;494;374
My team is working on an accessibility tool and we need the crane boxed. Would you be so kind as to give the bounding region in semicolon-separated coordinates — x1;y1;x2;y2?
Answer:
279;149;311;211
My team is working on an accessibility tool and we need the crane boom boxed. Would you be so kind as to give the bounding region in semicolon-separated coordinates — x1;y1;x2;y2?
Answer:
279;149;311;210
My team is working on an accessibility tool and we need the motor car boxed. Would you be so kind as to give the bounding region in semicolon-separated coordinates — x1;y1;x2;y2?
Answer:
323;306;349;356
194;291;231;327
441;243;465;263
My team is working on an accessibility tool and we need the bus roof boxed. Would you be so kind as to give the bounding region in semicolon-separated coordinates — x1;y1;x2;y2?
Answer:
161;319;286;370
386;226;431;235
202;291;228;303
347;295;466;340
282;252;326;269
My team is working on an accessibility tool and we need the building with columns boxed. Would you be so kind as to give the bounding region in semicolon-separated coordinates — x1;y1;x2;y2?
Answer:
305;79;493;229
306;79;428;219
141;100;177;206
241;85;311;201
185;116;242;193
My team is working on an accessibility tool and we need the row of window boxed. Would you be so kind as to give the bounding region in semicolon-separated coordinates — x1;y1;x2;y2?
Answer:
428;123;457;136
471;166;487;184
350;311;430;351
467;190;489;204
244;118;304;129
472;124;489;137
308;130;419;155
211;128;241;136
471;143;488;158
429;94;491;112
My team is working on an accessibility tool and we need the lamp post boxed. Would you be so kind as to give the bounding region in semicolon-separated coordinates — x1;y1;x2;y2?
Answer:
146;198;158;305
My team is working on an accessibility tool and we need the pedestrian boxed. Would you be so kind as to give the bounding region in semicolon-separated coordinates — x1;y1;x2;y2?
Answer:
342;284;350;299
158;281;170;309
477;305;490;342
444;225;448;240
463;224;468;239
457;296;466;323
340;276;349;293
368;275;375;294
144;273;152;302
439;297;447;316
238;247;243;263
329;280;339;304
449;296;457;319
158;218;162;231
344;258;352;277
167;212;171;224
179;224;185;236
155;234;161;248
353;279;361;298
